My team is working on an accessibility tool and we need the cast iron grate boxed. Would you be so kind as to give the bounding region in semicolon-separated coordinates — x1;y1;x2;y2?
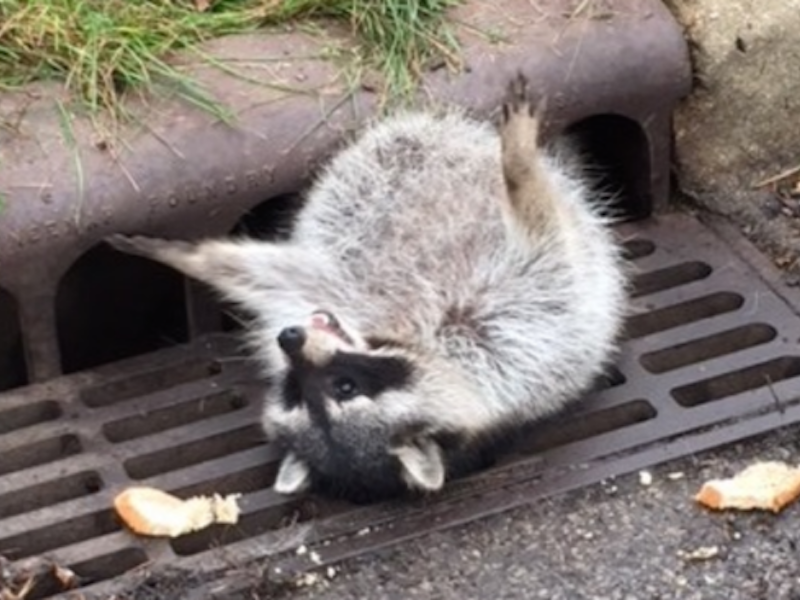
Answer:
3;212;800;599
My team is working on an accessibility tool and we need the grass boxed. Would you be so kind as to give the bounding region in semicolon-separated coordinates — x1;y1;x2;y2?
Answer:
267;0;462;96
0;0;461;119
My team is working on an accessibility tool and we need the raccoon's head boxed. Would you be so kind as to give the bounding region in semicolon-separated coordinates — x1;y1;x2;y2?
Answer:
263;310;490;503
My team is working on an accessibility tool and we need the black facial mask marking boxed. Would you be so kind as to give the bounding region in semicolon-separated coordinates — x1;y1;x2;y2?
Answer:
280;351;414;416
276;350;416;501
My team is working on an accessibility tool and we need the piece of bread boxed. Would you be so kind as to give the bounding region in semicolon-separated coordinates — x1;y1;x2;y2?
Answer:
114;486;241;538
695;461;800;513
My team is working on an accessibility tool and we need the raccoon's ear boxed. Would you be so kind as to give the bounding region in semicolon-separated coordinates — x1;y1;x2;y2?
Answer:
391;438;445;491
274;452;311;495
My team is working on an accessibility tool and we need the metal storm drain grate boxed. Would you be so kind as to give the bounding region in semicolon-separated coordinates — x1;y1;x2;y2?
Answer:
4;211;800;598
0;1;700;597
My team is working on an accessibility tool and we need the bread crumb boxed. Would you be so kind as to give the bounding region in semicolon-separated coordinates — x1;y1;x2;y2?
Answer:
210;493;241;524
677;546;720;561
295;573;320;588
695;461;800;513
114;486;242;538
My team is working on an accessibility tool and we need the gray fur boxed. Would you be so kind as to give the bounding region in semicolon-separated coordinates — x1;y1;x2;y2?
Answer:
107;75;628;502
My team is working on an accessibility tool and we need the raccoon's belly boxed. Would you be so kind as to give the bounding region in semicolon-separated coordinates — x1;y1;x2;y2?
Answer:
336;199;506;299
306;163;507;284
296;110;507;274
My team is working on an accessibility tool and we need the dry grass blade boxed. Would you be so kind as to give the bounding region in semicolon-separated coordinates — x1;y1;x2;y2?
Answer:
753;164;800;189
55;99;85;226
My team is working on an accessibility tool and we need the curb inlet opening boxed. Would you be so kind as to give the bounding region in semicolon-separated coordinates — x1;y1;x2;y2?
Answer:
0;287;26;391
565;114;652;220
56;243;189;374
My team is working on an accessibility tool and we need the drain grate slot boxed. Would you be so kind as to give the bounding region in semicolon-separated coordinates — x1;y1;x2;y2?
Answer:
640;324;778;374
671;356;800;407
80;358;222;408
170;507;297;557
631;261;712;298
170;497;343;557
0;510;120;560
123;424;266;479
591;366;627;391
0;471;102;520
15;575;67;600
20;548;148;600
625;291;745;339
621;239;656;261
0;400;61;435
173;464;279;499
518;399;657;454
0;435;82;476
103;391;248;442
68;548;149;592
31;548;149;600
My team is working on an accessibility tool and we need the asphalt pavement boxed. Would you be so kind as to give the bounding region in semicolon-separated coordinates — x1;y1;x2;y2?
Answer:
282;423;800;600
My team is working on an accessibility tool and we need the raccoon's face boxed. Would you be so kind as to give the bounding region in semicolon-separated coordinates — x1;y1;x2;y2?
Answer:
263;310;450;503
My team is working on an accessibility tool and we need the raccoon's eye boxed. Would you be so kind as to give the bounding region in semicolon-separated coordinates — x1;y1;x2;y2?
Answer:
331;377;359;401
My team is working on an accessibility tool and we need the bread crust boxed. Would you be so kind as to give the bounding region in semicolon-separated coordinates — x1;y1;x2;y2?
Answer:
695;461;800;513
114;486;241;538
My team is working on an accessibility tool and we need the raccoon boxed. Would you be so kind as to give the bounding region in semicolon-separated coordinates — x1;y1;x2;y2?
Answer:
107;74;628;503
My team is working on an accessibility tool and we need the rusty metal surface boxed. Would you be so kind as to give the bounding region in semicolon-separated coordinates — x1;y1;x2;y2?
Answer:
0;1;698;597
4;212;800;598
0;0;690;385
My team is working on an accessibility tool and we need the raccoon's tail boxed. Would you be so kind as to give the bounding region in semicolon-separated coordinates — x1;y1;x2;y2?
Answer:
105;234;331;317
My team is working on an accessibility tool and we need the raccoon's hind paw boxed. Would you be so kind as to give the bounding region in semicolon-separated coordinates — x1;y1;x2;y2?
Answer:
502;72;533;122
500;72;545;152
499;73;561;236
105;234;193;261
502;72;547;122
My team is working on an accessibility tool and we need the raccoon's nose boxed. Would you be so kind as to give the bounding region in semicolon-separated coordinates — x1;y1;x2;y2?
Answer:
278;327;306;355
